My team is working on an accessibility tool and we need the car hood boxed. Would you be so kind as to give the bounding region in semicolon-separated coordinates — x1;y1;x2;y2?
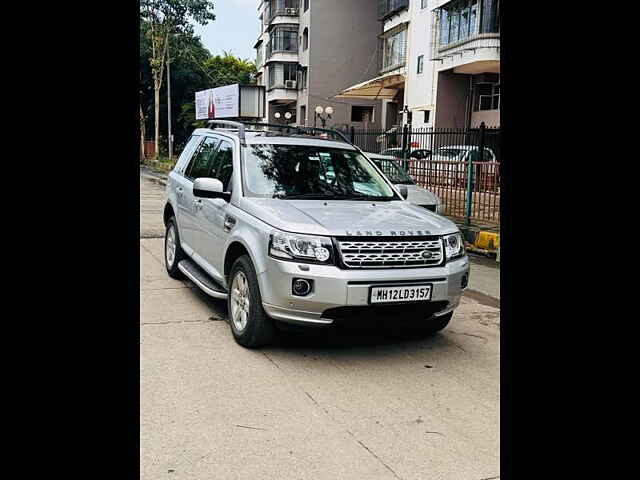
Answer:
238;197;457;237
400;184;439;205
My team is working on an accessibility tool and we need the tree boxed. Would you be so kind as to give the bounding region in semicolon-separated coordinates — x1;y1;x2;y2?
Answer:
140;0;215;158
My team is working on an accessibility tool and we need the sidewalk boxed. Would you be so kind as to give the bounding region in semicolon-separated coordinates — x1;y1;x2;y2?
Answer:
467;254;500;300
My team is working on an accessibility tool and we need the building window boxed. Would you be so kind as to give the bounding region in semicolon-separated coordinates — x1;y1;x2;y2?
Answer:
302;28;309;51
424;110;430;123
352;106;374;123
473;75;500;111
382;25;407;71
417;55;424;74
300;105;306;126
296;66;307;90
304;0;309;12
421;0;428;8
269;26;298;55
438;0;497;47
268;63;298;89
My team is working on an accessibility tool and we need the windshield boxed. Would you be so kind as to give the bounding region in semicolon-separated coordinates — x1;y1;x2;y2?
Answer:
372;159;415;185
434;148;465;159
243;144;398;200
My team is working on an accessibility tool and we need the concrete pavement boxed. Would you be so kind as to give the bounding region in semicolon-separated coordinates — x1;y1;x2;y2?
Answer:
140;173;500;480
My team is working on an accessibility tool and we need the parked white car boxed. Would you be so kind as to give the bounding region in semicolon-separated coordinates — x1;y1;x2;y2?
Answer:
366;153;443;214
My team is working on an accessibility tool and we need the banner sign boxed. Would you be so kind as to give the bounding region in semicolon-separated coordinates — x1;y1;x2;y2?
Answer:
195;84;240;120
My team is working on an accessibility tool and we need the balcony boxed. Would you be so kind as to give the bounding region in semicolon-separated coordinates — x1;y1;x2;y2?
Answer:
267;0;300;23
378;0;409;21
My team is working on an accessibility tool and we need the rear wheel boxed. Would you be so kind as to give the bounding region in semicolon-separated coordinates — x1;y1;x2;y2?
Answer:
227;255;275;348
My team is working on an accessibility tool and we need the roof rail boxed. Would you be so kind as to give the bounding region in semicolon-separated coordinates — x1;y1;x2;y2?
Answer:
206;120;246;146
242;122;351;144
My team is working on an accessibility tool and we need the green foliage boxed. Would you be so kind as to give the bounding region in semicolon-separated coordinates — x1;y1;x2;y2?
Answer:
140;9;258;152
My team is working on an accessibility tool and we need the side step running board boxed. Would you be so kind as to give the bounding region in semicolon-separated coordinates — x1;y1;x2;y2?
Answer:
178;259;228;299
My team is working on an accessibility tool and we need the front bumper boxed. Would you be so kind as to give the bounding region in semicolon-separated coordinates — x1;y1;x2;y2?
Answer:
258;256;470;325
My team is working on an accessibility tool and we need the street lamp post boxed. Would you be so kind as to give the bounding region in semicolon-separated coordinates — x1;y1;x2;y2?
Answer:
314;106;333;128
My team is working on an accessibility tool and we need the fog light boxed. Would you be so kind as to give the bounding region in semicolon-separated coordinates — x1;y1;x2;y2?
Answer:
292;278;312;296
461;273;469;289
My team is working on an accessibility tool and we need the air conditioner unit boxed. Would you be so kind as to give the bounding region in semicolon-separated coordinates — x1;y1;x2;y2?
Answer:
284;80;297;89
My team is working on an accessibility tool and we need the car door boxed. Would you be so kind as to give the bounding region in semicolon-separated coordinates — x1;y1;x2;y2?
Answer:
193;138;236;280
180;136;219;250
167;134;202;249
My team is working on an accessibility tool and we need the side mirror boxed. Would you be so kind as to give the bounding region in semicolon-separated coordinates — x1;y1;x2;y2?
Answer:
398;184;409;200
193;178;230;202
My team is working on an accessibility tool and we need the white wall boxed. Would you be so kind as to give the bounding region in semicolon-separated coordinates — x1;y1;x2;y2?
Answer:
405;0;436;128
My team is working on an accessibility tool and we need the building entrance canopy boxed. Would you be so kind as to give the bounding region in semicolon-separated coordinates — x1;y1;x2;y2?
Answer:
334;72;405;100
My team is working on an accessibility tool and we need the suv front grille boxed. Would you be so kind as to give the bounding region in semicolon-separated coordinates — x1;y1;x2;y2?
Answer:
336;237;443;269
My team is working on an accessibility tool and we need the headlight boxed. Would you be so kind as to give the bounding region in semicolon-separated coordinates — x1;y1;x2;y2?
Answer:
269;231;334;264
443;232;465;260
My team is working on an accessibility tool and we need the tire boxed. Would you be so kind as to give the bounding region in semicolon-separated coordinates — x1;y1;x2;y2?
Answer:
165;216;185;279
416;312;453;336
227;255;275;348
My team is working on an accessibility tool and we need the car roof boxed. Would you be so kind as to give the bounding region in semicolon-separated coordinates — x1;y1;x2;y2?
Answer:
193;128;356;151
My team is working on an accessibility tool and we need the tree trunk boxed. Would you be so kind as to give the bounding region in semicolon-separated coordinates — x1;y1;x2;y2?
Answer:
140;103;146;162
154;83;160;160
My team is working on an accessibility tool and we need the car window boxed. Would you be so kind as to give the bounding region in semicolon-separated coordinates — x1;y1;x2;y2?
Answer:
185;137;219;179
210;140;234;191
176;135;202;173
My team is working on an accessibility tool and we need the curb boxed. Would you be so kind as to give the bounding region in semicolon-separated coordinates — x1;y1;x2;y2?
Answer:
140;167;168;187
457;224;500;259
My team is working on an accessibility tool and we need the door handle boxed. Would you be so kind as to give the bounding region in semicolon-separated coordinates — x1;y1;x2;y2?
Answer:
223;215;236;232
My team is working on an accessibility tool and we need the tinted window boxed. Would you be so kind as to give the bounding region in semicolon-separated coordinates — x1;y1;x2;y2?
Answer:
176;135;202;173
210;140;234;191
185;137;219;179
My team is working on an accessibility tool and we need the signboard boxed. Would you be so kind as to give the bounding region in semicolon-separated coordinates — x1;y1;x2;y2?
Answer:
195;84;240;120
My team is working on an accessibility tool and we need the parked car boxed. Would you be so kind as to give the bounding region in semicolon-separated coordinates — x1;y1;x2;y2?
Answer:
163;121;469;348
365;153;443;214
381;147;432;160
429;145;498;188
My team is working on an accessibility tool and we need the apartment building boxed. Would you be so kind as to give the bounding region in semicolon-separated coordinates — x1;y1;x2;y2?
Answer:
335;0;500;130
253;0;382;128
430;0;500;128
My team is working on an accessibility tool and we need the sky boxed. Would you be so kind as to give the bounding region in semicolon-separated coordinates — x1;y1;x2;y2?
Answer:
191;0;260;61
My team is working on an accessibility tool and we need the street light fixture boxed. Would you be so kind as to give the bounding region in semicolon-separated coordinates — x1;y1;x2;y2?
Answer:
314;105;333;128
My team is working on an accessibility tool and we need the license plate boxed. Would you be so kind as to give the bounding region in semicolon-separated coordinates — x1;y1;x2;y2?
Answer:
369;284;432;304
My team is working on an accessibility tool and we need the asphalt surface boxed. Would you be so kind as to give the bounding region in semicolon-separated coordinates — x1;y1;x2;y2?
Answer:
140;172;500;480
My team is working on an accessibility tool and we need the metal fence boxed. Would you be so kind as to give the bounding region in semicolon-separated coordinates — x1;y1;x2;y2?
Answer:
337;124;501;225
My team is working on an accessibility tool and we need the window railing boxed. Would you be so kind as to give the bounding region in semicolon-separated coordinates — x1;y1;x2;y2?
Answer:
378;0;409;21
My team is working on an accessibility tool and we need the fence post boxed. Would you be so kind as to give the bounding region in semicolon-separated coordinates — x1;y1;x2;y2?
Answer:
401;124;409;171
350;126;355;144
465;121;485;225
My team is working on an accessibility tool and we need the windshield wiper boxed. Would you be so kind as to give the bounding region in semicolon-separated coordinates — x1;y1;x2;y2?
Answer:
278;193;395;201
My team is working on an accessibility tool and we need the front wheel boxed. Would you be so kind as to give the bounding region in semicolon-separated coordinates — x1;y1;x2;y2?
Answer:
165;217;185;279
416;312;453;336
227;255;275;348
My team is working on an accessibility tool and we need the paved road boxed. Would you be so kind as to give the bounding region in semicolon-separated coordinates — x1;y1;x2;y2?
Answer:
140;173;500;480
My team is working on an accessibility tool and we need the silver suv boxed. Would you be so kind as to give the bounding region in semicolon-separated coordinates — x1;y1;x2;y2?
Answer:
163;121;469;348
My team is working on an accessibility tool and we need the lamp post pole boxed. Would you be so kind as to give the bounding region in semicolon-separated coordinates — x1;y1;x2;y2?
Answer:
315;106;333;128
